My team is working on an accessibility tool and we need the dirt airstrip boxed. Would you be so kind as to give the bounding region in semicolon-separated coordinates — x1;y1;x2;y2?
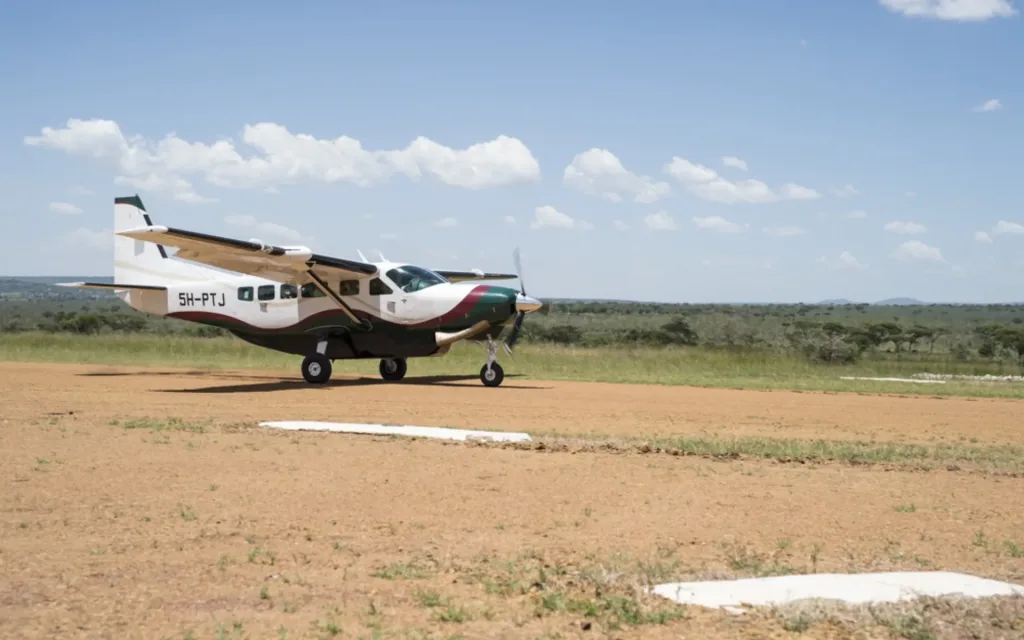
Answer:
1;362;1023;639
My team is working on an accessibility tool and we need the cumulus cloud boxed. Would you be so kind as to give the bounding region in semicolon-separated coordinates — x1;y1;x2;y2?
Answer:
644;211;678;231
663;156;820;204
24;118;541;204
818;251;867;270
613;219;629;231
891;239;944;262
832;184;860;198
503;216;516;225
722;156;748;171
974;231;993;243
884;220;927;234
993;220;1024;235
878;0;1017;20
224;214;310;245
49;201;82;215
433;217;458;228
973;98;1003;112
563;148;671;203
530;205;593;230
692;215;746;233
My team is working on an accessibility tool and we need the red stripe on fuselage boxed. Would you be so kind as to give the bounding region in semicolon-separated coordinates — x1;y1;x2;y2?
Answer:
404;284;491;328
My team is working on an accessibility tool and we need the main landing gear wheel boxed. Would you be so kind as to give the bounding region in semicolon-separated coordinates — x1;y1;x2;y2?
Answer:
480;362;504;387
301;354;332;384
379;358;407;382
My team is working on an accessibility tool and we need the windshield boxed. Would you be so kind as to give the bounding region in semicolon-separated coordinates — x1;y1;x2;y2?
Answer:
385;265;448;293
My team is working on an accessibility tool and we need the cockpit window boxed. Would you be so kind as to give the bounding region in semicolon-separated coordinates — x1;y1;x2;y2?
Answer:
385;265;448;293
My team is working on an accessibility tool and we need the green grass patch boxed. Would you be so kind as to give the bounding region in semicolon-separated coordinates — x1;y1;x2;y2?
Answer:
3;331;1024;398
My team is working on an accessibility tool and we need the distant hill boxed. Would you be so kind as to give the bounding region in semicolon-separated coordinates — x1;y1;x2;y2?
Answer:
873;297;926;306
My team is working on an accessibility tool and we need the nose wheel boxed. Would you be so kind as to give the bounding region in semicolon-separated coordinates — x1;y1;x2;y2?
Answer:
480;337;505;387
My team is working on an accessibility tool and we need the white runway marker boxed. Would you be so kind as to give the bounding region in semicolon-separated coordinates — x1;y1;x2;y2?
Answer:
652;572;1024;614
258;421;532;443
839;376;946;384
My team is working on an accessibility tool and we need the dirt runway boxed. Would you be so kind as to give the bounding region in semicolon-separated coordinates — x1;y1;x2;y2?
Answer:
1;362;1023;639
2;361;1023;445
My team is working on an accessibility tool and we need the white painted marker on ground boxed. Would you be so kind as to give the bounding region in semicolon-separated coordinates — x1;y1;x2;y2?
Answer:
839;376;946;384
258;421;532;443
652;572;1024;613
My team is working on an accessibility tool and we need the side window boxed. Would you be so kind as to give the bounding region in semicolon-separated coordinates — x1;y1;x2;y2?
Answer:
280;284;298;299
257;284;275;301
338;280;359;296
238;287;254;302
369;278;392;296
300;283;325;298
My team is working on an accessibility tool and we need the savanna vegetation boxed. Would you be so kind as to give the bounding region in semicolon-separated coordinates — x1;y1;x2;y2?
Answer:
3;277;1024;396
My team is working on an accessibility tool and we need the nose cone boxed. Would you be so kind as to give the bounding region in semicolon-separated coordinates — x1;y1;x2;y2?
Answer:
515;293;543;313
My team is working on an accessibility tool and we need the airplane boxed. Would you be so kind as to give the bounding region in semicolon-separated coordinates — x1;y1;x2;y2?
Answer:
58;195;546;387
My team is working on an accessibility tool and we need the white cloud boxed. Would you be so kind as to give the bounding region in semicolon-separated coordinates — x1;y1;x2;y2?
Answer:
818;251;867;270
832;184;860;198
503;216;516;225
884;220;927;234
764;226;807;237
693;215;746;233
530;205;593;230
993;220;1024;235
224;214;310;245
433;217;458;228
878;0;1017;21
973;98;1003;112
25;118;541;204
49;201;82;215
644;211;678;231
563;148;671;204
663;156;820;204
722;156;748;171
613;220;629;231
974;230;993;243
891;239;944;262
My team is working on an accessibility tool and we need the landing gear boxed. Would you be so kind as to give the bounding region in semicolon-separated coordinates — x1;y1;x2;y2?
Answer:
379;358;407;382
480;337;505;387
301;353;332;384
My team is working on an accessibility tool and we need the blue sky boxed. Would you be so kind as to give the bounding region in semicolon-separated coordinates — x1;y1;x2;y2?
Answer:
2;0;1022;303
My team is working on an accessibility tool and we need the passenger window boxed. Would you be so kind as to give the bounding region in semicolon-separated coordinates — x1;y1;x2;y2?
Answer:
338;280;359;296
369;278;392;296
238;287;254;302
280;284;298;299
257;285;275;301
300;283;325;298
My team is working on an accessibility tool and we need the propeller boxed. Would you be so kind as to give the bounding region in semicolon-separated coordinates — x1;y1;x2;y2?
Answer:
503;247;534;355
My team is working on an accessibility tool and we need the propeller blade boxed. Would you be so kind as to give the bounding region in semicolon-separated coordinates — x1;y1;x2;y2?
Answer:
512;246;525;296
503;311;526;355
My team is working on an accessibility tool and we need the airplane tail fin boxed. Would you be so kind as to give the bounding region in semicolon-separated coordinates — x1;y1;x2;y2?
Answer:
112;194;208;286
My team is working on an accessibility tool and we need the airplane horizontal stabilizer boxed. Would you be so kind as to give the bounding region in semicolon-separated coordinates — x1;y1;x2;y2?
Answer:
56;282;168;291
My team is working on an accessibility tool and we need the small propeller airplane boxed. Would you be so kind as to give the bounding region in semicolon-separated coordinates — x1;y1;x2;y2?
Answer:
58;195;546;387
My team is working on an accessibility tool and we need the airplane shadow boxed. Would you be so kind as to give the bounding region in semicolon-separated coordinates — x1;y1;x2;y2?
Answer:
157;374;549;394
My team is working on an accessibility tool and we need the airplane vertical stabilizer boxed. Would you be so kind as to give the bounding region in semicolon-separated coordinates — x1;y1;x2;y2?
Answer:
112;195;217;286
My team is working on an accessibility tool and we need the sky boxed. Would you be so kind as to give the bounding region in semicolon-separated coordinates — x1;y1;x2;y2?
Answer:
1;0;1022;303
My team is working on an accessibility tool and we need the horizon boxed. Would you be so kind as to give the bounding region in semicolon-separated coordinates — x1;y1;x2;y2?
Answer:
2;1;1022;304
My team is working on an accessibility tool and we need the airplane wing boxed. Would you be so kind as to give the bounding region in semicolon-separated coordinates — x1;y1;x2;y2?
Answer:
434;269;518;283
117;225;378;283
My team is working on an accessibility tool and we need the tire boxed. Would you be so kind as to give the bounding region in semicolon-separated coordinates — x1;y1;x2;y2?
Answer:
480;362;504;387
302;354;332;384
379;358;407;381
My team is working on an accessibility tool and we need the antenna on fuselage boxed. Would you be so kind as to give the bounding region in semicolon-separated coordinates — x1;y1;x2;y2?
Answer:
378;250;387;261
357;249;368;262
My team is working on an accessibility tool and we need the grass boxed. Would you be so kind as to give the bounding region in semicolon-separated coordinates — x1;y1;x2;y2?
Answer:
474;430;1024;474
3;331;1024;398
